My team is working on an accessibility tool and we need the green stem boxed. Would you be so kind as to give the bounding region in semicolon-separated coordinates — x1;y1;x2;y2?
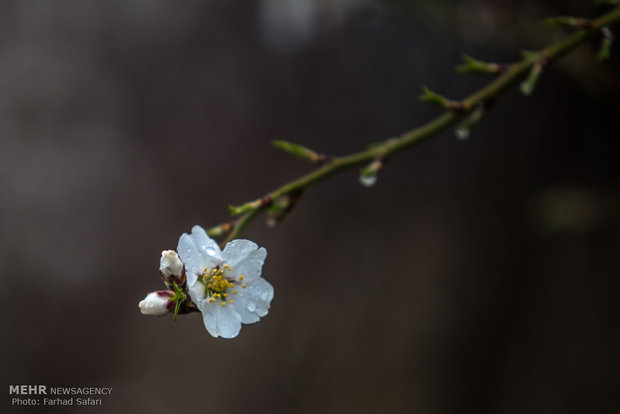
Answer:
221;208;262;246
215;6;620;242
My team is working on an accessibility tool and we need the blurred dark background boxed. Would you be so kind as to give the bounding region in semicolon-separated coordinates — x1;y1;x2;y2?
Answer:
2;0;619;413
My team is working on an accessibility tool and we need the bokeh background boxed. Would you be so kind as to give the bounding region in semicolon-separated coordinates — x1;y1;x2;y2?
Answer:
2;0;619;413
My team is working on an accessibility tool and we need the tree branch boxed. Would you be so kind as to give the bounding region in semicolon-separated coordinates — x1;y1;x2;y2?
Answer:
207;6;620;246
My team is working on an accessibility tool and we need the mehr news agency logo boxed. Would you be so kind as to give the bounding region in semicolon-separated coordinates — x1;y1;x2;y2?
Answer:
9;385;112;407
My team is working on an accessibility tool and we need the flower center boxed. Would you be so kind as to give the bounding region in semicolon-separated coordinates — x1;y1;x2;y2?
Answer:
200;264;246;307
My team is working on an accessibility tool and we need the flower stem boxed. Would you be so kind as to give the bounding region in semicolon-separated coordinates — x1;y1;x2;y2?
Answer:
222;208;262;246
213;6;620;242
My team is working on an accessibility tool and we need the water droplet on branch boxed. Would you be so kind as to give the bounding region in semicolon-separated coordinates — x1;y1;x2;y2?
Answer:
455;127;470;140
359;174;377;187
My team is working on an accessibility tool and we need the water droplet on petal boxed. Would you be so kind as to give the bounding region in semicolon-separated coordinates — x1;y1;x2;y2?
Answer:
247;302;256;312
455;127;470;141
359;174;377;187
206;248;216;256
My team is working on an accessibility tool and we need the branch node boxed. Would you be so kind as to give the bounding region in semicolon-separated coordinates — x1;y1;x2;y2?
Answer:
228;196;272;216
456;54;505;74
545;16;593;29
419;86;464;111
206;221;234;237
266;189;303;227
272;140;327;164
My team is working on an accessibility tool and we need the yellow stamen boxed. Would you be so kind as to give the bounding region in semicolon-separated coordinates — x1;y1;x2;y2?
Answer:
221;301;226;307
201;266;237;304
239;275;245;281
241;283;246;289
233;290;238;294
228;299;233;304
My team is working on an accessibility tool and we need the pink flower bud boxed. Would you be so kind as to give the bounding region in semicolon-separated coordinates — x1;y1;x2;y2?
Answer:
159;250;186;288
139;290;175;316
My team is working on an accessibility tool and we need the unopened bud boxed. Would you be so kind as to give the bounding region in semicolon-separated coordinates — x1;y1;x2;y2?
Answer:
160;250;186;288
139;291;175;316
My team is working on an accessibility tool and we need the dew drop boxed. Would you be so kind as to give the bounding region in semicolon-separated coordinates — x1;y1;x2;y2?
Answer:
247;302;256;312
359;174;377;187
206;248;216;256
455;127;470;141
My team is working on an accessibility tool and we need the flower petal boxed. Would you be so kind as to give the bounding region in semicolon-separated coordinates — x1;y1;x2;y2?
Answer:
225;245;267;282
202;302;242;339
177;225;222;282
230;296;260;324
237;247;267;281
233;277;274;320
177;235;204;280
222;239;258;265
186;280;206;310
190;225;222;257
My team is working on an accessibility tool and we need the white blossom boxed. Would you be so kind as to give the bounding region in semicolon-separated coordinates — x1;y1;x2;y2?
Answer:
177;225;274;338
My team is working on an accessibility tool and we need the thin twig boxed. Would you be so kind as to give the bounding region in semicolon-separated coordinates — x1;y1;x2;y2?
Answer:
212;6;620;242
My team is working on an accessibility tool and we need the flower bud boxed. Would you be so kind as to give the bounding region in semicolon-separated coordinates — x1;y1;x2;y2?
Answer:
139;290;175;316
159;250;186;288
